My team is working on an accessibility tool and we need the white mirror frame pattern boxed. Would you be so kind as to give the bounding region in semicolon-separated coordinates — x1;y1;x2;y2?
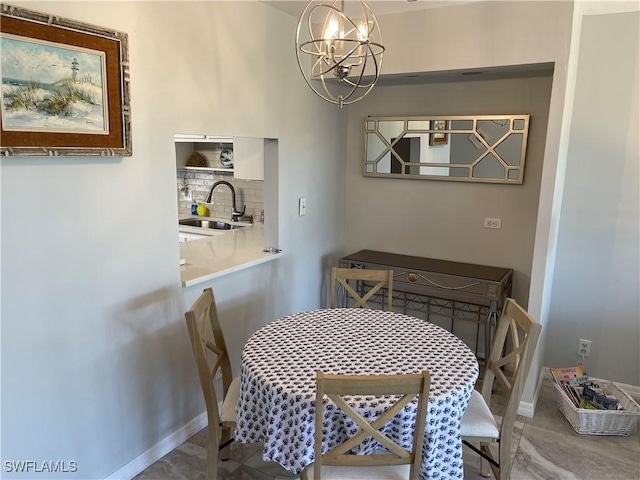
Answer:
364;115;531;184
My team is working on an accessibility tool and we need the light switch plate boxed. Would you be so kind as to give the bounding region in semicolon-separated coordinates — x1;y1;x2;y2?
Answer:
299;197;307;216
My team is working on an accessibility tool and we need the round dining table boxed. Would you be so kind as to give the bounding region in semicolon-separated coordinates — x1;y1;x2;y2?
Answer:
234;308;479;480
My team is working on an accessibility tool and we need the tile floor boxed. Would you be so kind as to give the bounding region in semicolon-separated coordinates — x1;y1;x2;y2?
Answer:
134;377;640;479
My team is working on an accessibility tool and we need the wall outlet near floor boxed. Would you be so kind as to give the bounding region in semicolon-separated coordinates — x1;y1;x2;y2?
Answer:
299;197;307;216
577;339;592;357
484;217;502;229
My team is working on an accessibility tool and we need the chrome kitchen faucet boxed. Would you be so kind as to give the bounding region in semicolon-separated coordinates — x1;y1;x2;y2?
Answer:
205;180;246;222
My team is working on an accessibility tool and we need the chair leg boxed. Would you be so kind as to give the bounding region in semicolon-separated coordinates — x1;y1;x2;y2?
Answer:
220;427;232;461
480;452;492;478
207;428;219;480
463;439;496;478
480;443;500;479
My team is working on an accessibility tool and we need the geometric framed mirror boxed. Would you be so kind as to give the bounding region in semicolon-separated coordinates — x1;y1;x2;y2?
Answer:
364;115;530;184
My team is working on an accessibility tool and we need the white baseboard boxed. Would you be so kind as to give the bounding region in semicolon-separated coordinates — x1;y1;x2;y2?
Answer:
517;400;536;418
105;412;208;480
517;367;546;418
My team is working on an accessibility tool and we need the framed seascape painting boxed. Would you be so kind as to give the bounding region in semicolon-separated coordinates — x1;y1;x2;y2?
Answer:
0;3;131;156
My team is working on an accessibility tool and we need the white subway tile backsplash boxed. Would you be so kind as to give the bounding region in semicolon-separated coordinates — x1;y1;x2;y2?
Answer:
177;169;264;220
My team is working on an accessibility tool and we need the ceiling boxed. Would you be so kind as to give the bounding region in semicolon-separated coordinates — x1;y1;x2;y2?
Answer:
262;0;484;18
266;0;549;86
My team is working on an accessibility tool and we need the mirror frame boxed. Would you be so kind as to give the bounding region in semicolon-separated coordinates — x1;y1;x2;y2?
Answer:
364;115;530;184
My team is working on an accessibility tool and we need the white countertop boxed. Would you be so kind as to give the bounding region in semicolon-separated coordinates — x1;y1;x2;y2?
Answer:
178;216;281;287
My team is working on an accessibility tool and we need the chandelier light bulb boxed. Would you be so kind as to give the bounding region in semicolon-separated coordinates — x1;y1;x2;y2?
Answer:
357;22;368;41
296;0;385;107
325;16;340;39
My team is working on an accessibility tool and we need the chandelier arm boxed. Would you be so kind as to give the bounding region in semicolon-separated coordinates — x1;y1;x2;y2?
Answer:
334;41;364;66
340;59;367;101
339;42;380;89
308;40;365;78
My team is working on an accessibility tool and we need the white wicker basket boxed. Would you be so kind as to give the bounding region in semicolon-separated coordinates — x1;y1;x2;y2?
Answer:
554;380;640;436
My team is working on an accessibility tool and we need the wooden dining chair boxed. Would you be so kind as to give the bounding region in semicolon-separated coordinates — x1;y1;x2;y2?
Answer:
330;267;394;310
185;287;241;480
460;298;541;480
301;370;431;480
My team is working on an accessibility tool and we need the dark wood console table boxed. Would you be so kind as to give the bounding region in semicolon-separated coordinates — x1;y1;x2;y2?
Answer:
338;250;513;360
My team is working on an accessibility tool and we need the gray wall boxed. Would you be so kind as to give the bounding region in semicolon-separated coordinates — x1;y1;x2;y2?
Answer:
544;11;640;385
1;2;345;479
344;74;554;312
372;0;575;407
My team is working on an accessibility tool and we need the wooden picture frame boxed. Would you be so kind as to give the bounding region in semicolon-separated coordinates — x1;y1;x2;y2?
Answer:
0;3;131;156
429;120;448;146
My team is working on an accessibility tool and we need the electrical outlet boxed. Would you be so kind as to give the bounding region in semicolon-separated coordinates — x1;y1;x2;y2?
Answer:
577;339;591;357
484;217;502;229
214;370;222;381
298;197;307;216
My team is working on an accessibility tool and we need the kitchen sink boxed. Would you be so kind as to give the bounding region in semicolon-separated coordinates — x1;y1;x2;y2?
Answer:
179;219;240;230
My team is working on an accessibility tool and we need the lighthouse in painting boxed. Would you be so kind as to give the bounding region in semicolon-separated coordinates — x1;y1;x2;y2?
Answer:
71;57;79;82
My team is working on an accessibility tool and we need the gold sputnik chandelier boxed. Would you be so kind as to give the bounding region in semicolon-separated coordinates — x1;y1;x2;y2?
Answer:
295;0;385;107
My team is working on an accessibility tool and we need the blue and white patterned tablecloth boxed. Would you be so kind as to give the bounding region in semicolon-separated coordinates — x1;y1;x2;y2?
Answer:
234;308;479;480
